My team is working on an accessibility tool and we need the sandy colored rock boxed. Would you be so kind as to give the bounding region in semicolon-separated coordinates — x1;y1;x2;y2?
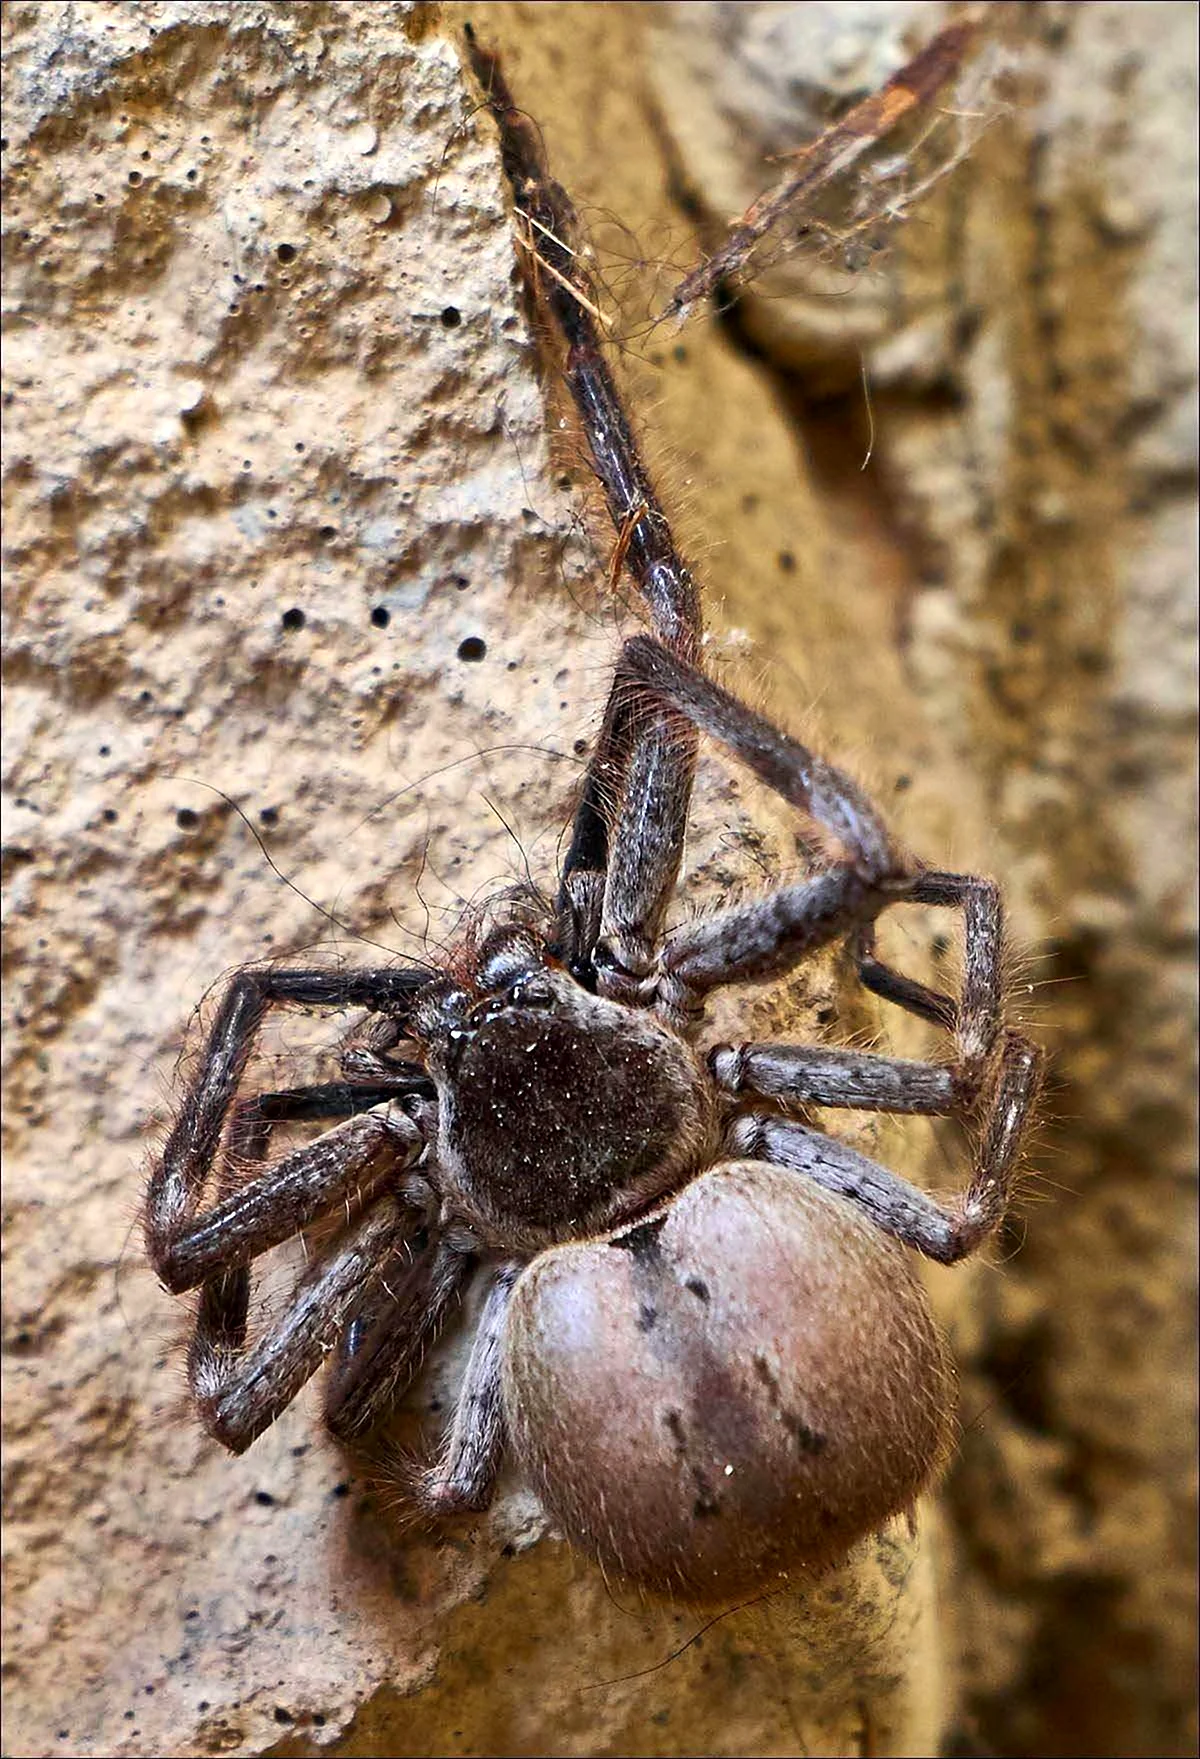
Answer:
3;4;1195;1757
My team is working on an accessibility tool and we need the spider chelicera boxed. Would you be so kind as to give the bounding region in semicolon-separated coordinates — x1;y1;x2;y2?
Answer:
145;33;1043;1603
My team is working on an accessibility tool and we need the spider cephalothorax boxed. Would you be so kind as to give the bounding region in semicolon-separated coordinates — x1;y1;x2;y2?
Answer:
410;923;718;1253
145;33;1042;1605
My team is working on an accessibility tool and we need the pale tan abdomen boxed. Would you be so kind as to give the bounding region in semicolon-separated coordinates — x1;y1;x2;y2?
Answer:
502;1161;955;1602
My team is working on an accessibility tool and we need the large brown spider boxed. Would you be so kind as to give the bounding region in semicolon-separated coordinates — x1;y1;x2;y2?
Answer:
145;34;1043;1604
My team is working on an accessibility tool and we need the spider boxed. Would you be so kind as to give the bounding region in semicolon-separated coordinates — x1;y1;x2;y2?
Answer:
145;33;1043;1604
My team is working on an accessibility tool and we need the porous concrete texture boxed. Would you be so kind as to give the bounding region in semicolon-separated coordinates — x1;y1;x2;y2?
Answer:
2;4;1195;1758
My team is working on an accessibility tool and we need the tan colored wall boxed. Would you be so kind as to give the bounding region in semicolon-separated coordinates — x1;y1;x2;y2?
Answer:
3;4;1195;1755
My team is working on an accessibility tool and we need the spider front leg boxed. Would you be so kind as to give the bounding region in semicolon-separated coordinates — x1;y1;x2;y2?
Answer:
559;677;698;995
189;1080;433;1381
558;347;704;993
146;962;429;1273
608;634;909;1020
192;1192;426;1454
473;39;704;996
147;963;431;1450
155;1093;428;1296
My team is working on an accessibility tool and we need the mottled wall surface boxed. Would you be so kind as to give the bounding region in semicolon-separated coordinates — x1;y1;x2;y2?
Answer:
2;4;1195;1758
647;5;1199;1755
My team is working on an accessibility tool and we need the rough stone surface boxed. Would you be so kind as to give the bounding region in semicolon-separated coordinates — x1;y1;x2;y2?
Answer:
2;4;1195;1758
650;3;1198;1754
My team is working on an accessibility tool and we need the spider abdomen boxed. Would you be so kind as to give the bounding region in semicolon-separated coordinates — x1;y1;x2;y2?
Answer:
501;1160;955;1600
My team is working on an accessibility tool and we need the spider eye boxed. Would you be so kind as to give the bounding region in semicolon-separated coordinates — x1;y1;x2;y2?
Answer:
508;978;553;1009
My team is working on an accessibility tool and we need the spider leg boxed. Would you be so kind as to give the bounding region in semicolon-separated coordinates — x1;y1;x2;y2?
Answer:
553;284;704;990
234;1079;432;1143
855;934;958;1032
605;635;909;1017
466;31;701;651
634;642;1045;1259
711;1043;961;1115
151;1100;426;1294
191;1194;420;1453
189;1080;432;1372
727;1028;1042;1263
144;967;434;1457
622;634;900;877
415;1263;520;1515
716;860;1029;1097
323;1229;475;1442
467;36;703;994
855;868;1009;1086
575;691;699;997
147;964;429;1269
164;1089;433;1454
556;629;699;995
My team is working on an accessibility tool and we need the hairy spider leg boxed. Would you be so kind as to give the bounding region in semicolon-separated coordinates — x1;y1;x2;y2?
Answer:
192;1080;431;1375
146;966;434;1448
664;18;978;319
711;1043;961;1115
726;1026;1041;1263
414;1263;521;1514
193;1196;421;1453
322;1231;475;1443
157;1100;423;1295
883;868;1010;1081
709;861;1025;1114
849;874;1010;1080
466;29;702;993
554;329;704;988
171;1090;431;1455
590;634;906;1021
710;858;1043;1261
464;29;700;656
855;931;959;1032
619;639;1047;1204
147;966;429;1285
148;966;430;1259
